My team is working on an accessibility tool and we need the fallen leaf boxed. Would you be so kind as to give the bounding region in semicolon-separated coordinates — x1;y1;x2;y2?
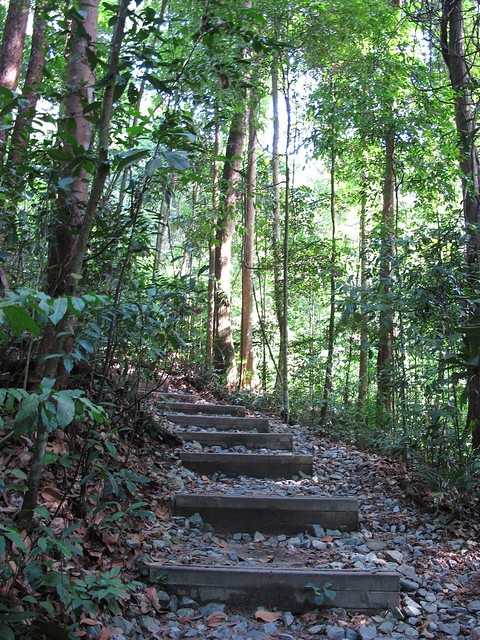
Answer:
145;586;160;609
207;612;227;627
99;629;112;640
255;609;282;622
80;618;101;627
41;486;63;505
321;536;334;543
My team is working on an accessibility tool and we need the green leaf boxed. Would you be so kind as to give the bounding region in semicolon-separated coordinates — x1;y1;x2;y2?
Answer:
49;298;68;325
14;394;39;431
57;176;75;193
56;394;76;428
163;149;189;170
3;305;41;336
39;600;56;617
71;297;86;314
115;147;149;171
2;527;28;553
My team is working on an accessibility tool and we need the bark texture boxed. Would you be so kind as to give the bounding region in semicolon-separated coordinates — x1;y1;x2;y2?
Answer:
239;92;257;389
441;0;480;449
357;186;369;416
376;131;395;424
271;55;286;396
8;0;47;169
0;0;30;156
206;121;220;370
213;106;247;384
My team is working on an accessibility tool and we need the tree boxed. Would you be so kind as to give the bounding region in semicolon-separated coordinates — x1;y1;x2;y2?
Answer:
239;90;258;389
376;130;395;424
0;0;31;157
20;0;130;528
440;0;480;449
7;0;47;170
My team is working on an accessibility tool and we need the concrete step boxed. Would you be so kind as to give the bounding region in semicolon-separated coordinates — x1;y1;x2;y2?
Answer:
158;401;246;416
180;452;313;478
158;391;196;402
174;493;358;532
179;431;293;451
145;563;399;612
165;413;270;433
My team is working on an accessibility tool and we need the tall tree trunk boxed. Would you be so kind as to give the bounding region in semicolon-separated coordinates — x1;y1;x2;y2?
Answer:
0;0;31;157
357;185;369;417
7;0;47;169
239;91;257;389
213;105;247;384
271;53;285;397
20;0;130;529
45;0;100;298
281;64;292;422
206;120;220;370
441;0;480;450
376;130;395;425
320;139;336;423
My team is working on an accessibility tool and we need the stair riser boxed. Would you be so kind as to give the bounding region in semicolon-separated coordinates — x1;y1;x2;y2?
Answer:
166;414;270;432
159;402;246;416
180;453;313;479
180;431;293;451
146;564;399;612
174;495;358;532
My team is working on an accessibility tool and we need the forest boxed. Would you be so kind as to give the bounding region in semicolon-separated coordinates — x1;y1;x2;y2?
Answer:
1;0;480;638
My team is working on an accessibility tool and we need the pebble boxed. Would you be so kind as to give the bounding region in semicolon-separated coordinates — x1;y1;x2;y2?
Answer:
438;622;461;636
327;625;346;639
358;625;377;640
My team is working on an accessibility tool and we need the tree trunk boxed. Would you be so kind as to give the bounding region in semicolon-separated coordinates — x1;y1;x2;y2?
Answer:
376;130;395;425
271;54;285;397
280;65;292;422
213;105;247;384
206;120;220;371
0;0;31;157
441;0;480;450
45;0;100;298
20;0;130;529
7;0;47;169
239;91;257;389
357;185;369;417
320;140;336;423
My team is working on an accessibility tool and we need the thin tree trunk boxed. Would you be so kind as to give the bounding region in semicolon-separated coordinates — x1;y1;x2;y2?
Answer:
271;53;285;396
0;0;31;158
281;64;291;422
376;130;395;425
441;0;480;450
213;105;247;384
152;198;166;278
7;0;47;169
357;185;369;416
239;91;257;389
320;139;336;423
206;120;220;370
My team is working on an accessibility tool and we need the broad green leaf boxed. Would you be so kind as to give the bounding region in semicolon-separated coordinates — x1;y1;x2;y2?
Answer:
49;298;68;325
163;149;189;170
56;394;76;428
2;527;28;553
14;394;39;431
3;305;41;336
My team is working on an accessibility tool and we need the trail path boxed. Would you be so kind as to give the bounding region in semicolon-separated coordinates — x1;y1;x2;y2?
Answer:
115;392;480;640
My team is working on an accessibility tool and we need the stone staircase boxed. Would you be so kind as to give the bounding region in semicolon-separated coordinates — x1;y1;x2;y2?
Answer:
143;394;400;614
